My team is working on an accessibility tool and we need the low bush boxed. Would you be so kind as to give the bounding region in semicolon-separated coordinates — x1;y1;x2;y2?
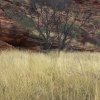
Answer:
59;22;82;38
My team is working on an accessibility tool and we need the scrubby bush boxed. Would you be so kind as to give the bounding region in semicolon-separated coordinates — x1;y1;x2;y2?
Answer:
92;19;100;25
15;15;34;28
0;0;2;4
97;32;100;46
59;22;82;38
4;9;14;19
93;8;98;15
97;32;100;39
4;9;34;32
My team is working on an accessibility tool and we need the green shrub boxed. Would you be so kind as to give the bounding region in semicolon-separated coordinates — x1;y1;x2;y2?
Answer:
4;9;34;32
0;0;2;4
59;22;82;37
93;8;98;15
92;19;100;25
97;32;100;46
4;9;14;19
14;15;35;28
97;32;100;39
40;26;47;33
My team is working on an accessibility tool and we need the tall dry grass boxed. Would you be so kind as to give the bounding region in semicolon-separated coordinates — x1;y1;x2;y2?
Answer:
0;50;100;100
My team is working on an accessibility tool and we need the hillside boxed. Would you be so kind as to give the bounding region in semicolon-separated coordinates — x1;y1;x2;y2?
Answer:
0;0;100;52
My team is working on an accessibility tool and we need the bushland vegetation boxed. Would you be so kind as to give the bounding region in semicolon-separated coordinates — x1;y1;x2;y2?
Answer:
2;0;93;51
29;0;92;51
0;1;100;100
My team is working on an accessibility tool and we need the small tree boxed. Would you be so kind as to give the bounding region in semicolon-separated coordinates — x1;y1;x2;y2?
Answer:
29;0;92;52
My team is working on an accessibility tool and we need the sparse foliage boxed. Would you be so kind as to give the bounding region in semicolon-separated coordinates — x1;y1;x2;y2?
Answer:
4;9;14;19
29;0;92;52
0;0;2;4
3;0;92;52
4;9;35;32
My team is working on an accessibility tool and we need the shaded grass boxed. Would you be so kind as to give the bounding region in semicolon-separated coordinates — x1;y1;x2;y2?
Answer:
0;50;100;100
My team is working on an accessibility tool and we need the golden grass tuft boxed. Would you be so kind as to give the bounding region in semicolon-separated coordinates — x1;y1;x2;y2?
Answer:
0;50;100;100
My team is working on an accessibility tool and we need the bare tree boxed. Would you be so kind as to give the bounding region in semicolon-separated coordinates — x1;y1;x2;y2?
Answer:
29;0;92;52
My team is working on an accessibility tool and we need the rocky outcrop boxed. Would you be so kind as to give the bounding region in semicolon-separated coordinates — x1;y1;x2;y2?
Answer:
68;43;100;52
0;8;57;51
77;29;99;45
0;40;14;50
0;9;28;46
0;0;100;52
20;34;58;51
77;35;98;45
1;0;27;17
0;7;99;52
74;0;86;4
74;0;99;4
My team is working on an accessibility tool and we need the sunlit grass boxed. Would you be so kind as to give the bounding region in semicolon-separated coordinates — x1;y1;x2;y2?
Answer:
0;50;100;100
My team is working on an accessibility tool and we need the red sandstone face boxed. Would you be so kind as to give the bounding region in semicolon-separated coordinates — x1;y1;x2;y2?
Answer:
74;0;88;4
74;0;99;4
